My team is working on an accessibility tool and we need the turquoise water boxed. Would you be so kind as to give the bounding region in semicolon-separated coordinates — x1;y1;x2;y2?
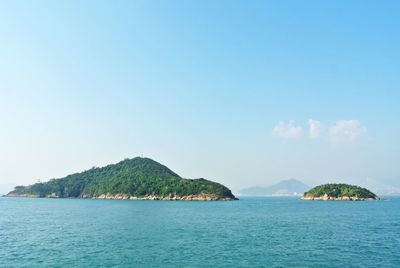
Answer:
1;197;399;267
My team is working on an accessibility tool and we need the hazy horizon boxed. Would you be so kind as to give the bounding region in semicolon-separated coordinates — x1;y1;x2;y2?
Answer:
1;1;399;194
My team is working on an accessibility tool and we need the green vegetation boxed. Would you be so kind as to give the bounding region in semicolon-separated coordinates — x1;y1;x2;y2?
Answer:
304;183;377;199
8;157;236;199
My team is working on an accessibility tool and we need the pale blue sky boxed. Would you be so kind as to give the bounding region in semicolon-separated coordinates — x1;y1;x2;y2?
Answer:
1;1;399;192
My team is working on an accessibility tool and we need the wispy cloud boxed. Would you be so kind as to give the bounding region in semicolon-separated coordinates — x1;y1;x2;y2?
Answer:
273;120;302;139
329;120;367;144
308;119;322;139
274;119;366;144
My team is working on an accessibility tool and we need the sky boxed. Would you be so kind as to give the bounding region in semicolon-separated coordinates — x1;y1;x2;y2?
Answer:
0;0;399;193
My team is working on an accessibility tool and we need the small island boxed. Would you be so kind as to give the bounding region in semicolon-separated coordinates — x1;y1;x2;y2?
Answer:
302;183;382;201
5;157;237;201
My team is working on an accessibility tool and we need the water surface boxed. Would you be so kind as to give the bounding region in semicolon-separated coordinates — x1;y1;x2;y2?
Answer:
1;197;399;267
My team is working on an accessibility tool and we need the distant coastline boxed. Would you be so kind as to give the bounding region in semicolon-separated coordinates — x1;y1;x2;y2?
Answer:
5;192;237;201
301;196;382;201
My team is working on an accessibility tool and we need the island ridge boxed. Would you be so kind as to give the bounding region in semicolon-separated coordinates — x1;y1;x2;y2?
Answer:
302;183;381;201
6;157;237;201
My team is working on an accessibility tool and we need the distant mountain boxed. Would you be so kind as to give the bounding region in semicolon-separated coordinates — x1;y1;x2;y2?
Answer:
240;179;310;196
361;178;400;196
6;157;237;201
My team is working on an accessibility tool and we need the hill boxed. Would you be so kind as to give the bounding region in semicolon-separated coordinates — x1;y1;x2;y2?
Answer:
6;157;237;201
240;179;309;196
361;178;400;196
302;183;380;201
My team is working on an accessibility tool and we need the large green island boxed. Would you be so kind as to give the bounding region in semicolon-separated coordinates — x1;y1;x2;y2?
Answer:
302;183;381;201
6;157;237;201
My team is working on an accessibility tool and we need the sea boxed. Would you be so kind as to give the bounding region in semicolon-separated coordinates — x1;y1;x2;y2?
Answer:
1;196;399;267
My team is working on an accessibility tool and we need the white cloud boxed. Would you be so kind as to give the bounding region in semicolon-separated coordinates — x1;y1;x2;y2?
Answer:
308;119;322;139
329;120;367;144
273;119;367;144
273;120;302;139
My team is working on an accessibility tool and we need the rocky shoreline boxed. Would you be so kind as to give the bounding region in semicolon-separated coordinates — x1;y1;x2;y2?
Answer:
85;193;237;200
5;193;41;198
301;195;382;201
5;193;238;201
